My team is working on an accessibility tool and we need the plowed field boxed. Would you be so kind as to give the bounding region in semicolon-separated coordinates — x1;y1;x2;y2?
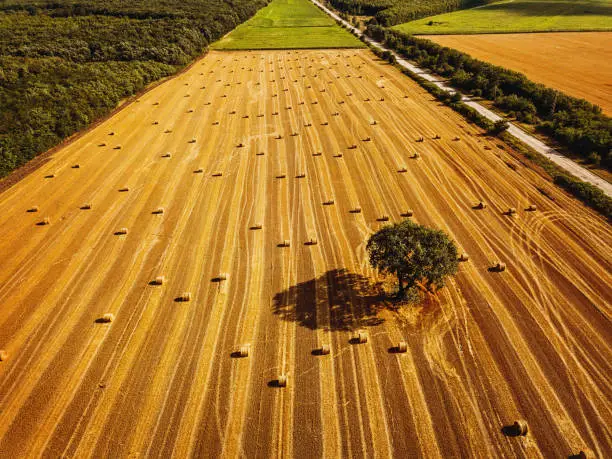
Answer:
0;49;610;458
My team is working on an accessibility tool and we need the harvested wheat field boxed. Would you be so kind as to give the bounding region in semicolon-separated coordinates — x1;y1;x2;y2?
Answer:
422;32;612;114
0;48;611;458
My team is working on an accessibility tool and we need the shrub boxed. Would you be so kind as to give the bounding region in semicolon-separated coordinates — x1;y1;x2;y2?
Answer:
488;119;510;135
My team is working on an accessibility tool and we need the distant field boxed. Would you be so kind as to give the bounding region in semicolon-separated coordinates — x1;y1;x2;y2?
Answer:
213;0;364;49
394;0;612;34
422;32;612;113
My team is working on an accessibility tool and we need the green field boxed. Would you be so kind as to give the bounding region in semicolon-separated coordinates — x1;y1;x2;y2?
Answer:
393;0;612;34
212;0;365;49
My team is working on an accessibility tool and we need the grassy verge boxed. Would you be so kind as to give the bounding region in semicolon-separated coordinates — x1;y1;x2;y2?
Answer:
212;0;365;49
393;0;612;34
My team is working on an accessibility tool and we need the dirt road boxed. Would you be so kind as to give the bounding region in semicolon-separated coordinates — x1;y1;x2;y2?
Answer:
421;32;612;115
0;49;610;458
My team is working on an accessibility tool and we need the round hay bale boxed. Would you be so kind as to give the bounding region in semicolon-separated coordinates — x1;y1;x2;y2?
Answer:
154;276;165;285
526;204;537;212
459;253;469;262
0;350;8;361
119;187;130;192
100;313;115;323
218;273;229;281
212;172;223;177
251;223;262;230
306;238;318;246
276;173;286;179
320;344;330;355
401;210;414;217
378;215;389;222
277;374;287;387
397;341;408;353
351;207;362;214
507;207;517;215
493;261;506;272
72;164;80;169
180;292;192;302
256;152;265;156
577;449;595;459
313;152;322;157
153;207;164;214
40;217;50;225
333;153;343;158
398;166;407;173
194;168;204;173
239;345;250;357
356;331;368;344
116;227;128;235
162;153;172;158
454;136;461;141
411;153;420;159
323;199;335;205
475;201;487;210
81;203;92;210
513;420;528;436
28;206;39;213
281;239;290;247
296;173;306;178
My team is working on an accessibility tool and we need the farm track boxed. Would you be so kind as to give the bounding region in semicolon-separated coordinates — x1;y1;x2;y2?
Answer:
0;49;610;458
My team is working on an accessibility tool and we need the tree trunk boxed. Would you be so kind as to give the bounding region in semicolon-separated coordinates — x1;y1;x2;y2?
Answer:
397;272;404;298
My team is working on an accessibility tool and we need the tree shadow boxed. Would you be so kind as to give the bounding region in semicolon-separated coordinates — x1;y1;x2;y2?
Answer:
272;269;386;331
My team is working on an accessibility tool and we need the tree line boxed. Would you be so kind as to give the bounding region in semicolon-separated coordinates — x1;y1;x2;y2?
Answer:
366;25;612;171
0;0;269;178
328;0;486;26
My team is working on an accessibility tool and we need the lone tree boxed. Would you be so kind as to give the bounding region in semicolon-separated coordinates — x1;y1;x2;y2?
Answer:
366;220;458;298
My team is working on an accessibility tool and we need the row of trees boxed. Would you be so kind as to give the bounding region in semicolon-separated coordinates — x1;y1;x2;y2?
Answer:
329;0;485;26
366;25;612;171
0;0;269;178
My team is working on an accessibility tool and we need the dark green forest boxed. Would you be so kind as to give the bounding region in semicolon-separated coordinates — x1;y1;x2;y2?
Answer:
328;0;487;26
0;0;268;177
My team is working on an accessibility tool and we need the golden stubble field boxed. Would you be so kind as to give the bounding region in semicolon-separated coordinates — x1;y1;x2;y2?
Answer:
0;49;610;458
422;32;612;114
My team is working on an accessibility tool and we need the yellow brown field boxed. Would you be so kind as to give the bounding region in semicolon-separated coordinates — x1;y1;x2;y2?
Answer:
0;49;610;457
422;32;612;114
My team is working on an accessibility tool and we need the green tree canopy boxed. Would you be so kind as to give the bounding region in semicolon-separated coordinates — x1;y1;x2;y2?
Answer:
366;219;458;297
